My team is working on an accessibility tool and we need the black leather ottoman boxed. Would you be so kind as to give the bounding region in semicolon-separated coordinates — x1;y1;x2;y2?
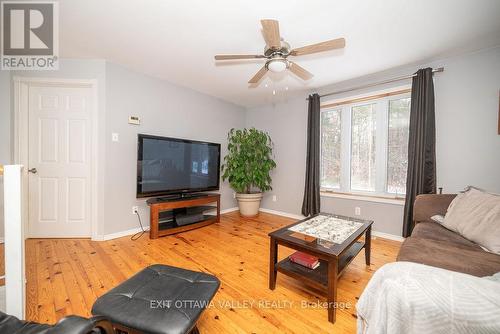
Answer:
91;264;220;334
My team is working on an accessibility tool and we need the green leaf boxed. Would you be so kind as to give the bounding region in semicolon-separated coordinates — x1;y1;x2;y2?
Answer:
220;127;277;194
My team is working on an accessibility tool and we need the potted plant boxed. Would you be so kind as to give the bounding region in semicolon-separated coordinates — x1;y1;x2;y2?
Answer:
221;128;277;217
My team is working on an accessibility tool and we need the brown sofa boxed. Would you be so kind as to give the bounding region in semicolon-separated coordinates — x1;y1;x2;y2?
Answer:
397;194;500;277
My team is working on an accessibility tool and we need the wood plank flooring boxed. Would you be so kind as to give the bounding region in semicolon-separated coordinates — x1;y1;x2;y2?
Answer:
26;212;400;333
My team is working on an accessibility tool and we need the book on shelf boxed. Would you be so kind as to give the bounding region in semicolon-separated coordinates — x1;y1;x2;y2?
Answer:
289;251;320;269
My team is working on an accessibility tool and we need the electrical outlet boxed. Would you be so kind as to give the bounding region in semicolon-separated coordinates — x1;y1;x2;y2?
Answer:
112;133;119;142
355;207;361;216
272;195;277;202
132;206;139;214
233;192;236;199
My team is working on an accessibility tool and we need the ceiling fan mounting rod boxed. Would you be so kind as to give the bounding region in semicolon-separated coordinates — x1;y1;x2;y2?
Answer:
270;53;287;59
264;39;291;57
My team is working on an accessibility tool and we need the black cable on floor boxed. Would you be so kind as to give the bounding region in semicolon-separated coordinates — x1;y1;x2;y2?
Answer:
131;211;147;241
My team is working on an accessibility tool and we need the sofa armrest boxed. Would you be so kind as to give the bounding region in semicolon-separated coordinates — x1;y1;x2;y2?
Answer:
0;311;114;334
413;194;456;224
48;315;114;334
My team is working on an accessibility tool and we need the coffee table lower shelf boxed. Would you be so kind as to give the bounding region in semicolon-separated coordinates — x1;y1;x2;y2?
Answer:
276;241;365;289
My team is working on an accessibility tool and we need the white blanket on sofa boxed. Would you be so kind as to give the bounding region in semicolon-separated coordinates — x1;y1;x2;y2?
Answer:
356;262;500;334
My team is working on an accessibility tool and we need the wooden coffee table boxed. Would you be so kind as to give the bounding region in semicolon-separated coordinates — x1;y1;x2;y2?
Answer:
268;213;373;323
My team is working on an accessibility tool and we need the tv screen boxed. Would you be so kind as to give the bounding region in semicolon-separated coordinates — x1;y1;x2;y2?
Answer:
137;134;221;198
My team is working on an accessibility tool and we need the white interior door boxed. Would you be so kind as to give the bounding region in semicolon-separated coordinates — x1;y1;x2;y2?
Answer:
28;85;92;237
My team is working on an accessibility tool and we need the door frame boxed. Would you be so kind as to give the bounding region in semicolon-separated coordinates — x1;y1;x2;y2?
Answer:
13;76;99;239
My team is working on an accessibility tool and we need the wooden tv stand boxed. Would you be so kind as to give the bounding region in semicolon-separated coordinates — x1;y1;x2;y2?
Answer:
148;193;220;239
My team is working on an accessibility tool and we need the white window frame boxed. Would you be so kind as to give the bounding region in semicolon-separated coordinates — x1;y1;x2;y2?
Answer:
320;87;411;199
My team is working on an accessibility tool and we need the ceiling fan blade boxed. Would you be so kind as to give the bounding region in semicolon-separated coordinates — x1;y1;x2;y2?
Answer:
214;54;266;60
288;61;314;80
290;38;345;56
248;66;268;84
261;19;281;49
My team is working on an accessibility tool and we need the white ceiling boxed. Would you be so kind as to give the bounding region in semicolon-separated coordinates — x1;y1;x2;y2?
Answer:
60;0;500;107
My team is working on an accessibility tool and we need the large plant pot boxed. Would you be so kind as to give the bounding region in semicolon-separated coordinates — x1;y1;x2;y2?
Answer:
236;193;263;217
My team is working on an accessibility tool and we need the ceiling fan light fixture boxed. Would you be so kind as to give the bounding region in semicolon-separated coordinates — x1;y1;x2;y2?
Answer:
266;59;288;73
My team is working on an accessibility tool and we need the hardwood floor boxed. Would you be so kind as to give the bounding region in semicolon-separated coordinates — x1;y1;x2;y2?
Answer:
26;212;400;333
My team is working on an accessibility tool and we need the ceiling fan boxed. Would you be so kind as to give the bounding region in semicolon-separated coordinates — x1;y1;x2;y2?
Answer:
214;19;345;85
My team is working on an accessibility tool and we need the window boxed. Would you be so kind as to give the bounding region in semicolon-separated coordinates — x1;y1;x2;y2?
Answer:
387;98;410;194
320;90;411;197
321;109;342;188
351;104;377;192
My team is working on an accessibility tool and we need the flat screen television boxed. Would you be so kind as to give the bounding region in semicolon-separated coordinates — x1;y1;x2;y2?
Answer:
137;134;221;198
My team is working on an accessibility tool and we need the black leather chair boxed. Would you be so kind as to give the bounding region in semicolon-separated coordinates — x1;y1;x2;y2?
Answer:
0;311;114;333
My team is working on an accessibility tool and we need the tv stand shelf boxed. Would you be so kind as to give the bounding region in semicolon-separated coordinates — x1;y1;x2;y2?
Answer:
148;193;220;239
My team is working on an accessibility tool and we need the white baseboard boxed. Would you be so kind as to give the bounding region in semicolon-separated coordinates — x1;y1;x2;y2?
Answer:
371;231;404;242
93;207;239;241
220;207;239;214
92;206;404;243
259;208;305;220
259;208;404;242
93;227;150;241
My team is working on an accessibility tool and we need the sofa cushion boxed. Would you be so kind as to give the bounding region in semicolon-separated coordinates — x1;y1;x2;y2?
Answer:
413;194;456;223
411;222;481;250
443;187;500;254
397;237;500;277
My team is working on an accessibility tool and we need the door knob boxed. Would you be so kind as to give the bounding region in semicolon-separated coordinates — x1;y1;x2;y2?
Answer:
28;168;38;174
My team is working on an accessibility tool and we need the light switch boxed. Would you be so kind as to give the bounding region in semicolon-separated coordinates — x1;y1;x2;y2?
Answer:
112;133;119;142
128;116;141;125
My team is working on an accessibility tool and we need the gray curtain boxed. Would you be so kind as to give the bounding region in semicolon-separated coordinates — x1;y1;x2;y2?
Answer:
302;93;321;216
403;68;437;237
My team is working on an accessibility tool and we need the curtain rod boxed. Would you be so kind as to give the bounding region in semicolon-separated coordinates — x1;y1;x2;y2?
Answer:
307;67;444;100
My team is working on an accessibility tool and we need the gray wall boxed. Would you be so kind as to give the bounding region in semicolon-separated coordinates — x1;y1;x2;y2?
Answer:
0;70;12;239
246;46;500;236
103;62;244;235
432;47;500;192
0;72;11;163
244;97;309;217
1;59;244;238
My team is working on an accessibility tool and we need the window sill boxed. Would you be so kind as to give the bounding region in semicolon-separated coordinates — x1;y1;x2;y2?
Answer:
320;190;406;206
